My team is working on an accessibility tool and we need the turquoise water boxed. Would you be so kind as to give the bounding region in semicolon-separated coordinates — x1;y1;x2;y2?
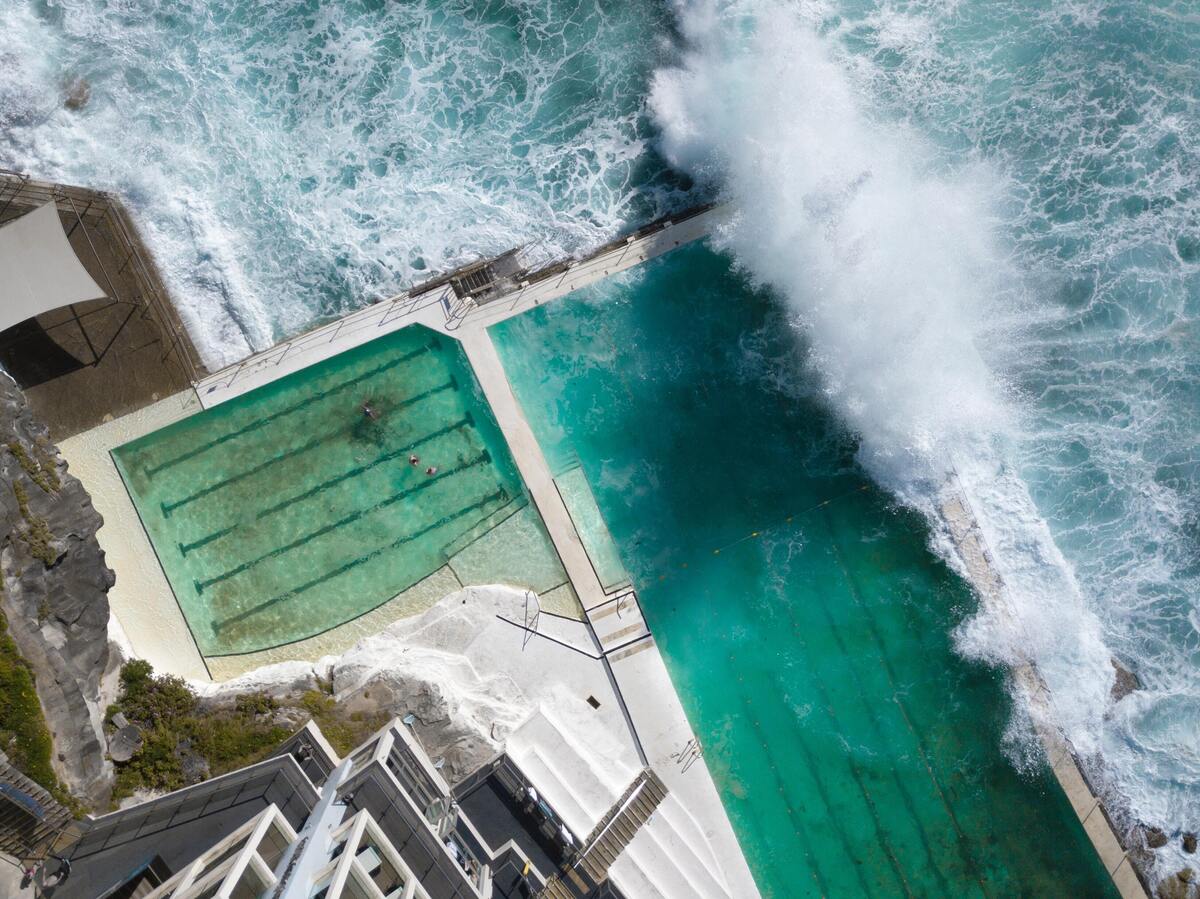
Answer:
113;325;564;656
492;244;1116;897
5;0;1198;871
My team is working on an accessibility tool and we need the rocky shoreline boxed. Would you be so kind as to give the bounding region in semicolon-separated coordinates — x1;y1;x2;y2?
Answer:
0;373;119;806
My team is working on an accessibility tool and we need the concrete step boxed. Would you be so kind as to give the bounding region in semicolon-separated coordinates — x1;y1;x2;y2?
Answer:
510;711;732;899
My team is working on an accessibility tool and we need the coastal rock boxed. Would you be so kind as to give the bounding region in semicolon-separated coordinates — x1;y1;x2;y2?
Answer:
63;77;91;111
196;586;558;784
197;660;322;703
0;373;114;804
1111;657;1141;703
176;738;210;783
1185;833;1197;854
107;724;142;763
1157;869;1197;899
1145;826;1171;849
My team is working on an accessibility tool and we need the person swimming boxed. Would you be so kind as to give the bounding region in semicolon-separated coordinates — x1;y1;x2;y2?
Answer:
425;466;438;476
409;454;419;465
361;401;379;420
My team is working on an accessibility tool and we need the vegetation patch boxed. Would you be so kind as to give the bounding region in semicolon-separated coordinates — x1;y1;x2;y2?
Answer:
108;660;290;803
298;688;389;757
7;440;60;494
0;609;70;803
107;662;388;805
12;482;58;567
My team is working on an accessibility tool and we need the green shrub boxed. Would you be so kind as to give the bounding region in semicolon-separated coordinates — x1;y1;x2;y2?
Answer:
113;726;185;799
7;441;59;494
110;664;292;804
299;690;388;756
115;662;196;725
234;691;277;718
0;611;68;800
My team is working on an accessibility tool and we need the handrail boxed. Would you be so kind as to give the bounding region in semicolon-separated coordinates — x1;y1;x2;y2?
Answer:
494;614;599;660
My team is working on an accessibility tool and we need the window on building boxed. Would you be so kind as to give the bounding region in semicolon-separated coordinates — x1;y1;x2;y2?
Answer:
355;835;406;899
227;862;272;899
258;817;293;870
339;866;375;899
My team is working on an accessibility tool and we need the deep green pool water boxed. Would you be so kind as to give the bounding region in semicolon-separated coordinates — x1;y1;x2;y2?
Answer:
492;243;1116;898
113;325;560;656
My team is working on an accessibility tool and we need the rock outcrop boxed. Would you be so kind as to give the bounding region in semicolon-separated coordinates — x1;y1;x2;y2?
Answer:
196;586;556;783
1111;657;1141;703
1157;868;1197;899
0;373;116;804
62;76;91;111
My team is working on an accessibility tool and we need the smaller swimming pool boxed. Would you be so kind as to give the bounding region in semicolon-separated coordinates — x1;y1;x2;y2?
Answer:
114;324;568;656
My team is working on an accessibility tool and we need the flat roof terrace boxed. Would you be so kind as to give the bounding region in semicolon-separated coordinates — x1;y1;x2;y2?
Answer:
0;171;204;441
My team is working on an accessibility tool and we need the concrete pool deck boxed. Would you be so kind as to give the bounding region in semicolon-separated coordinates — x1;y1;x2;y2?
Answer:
51;199;1143;898
56;207;761;897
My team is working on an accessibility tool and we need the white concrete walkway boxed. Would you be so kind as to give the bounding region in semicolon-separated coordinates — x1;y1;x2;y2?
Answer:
456;332;760;897
194;206;726;409
459;330;607;611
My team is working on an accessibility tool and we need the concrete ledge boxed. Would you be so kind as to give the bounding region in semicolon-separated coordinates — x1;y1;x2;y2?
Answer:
194;206;727;408
940;490;1150;899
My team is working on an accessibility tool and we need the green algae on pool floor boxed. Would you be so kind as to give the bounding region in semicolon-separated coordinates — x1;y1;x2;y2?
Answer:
491;243;1117;898
113;324;565;656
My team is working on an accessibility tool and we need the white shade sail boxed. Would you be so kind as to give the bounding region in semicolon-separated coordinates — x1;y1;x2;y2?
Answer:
0;201;107;332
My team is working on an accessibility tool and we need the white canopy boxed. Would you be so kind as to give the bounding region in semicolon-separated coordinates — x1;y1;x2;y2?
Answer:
0;201;107;332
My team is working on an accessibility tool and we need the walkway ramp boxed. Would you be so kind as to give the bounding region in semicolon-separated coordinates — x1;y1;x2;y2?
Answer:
577;769;668;883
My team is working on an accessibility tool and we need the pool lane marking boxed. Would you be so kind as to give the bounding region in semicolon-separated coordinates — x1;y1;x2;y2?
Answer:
194;452;493;594
210;487;509;635
767;613;918;898
160;379;458;519
732;670;855;897
819;505;992;897
772;506;967;896
146;337;441;477
176;414;474;556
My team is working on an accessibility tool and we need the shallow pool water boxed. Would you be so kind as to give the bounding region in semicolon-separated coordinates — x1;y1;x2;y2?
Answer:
114;324;564;656
491;243;1116;898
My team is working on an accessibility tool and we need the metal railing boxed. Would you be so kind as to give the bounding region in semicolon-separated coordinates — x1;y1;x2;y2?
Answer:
197;202;723;400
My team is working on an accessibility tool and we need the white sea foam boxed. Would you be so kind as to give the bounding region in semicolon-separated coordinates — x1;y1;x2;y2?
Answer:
0;0;673;367
651;0;1119;781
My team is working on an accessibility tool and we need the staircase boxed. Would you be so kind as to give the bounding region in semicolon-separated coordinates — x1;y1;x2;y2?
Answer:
538;769;668;897
580;769;668;882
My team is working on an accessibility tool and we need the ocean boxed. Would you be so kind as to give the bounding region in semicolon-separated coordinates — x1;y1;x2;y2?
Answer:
2;0;1196;888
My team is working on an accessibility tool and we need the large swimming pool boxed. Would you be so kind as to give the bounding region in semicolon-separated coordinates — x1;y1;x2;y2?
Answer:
491;244;1116;898
113;324;569;657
